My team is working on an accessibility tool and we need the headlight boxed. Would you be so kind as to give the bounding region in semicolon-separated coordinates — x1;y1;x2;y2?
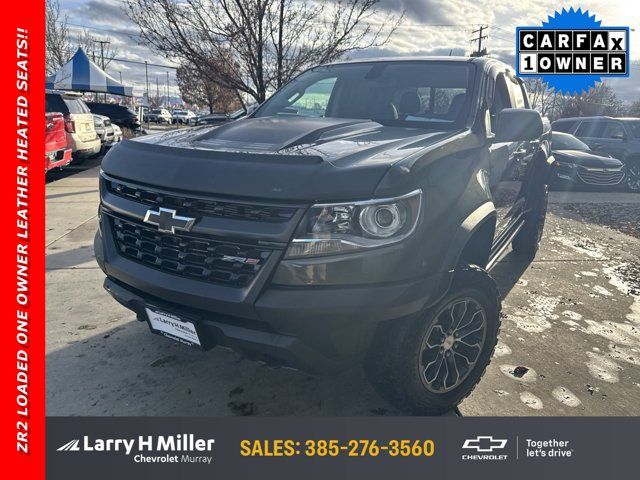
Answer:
285;189;422;258
553;159;574;167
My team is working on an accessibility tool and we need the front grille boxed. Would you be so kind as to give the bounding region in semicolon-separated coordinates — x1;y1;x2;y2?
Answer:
105;179;296;223
577;168;625;186
109;214;271;287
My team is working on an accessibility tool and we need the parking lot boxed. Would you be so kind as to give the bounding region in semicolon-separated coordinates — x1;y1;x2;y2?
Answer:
46;156;640;416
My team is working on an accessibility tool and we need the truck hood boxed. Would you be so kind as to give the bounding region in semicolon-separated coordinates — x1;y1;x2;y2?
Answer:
553;149;623;168
102;116;465;202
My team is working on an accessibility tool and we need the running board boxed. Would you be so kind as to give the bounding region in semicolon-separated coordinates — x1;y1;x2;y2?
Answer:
486;221;525;271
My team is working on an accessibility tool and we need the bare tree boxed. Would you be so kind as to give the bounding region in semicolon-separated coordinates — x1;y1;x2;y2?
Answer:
124;0;403;102
177;61;241;113
559;82;625;118
524;78;555;116
46;0;70;74
46;0;120;75
626;100;640;117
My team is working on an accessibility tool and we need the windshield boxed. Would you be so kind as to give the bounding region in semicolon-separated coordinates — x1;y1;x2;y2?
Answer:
552;132;590;151
151;109;161;114
255;61;475;129
46;94;90;114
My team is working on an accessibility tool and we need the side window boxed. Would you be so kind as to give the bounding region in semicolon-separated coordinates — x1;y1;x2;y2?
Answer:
489;73;512;133
289;77;337;117
601;121;625;139
575;121;604;138
511;81;526;108
64;99;90;114
46;94;68;114
416;87;431;112
432;88;466;115
552;121;574;133
491;74;511;115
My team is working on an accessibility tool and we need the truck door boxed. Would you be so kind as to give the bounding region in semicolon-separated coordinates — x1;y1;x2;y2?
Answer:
488;72;531;241
575;119;606;152
589;120;628;160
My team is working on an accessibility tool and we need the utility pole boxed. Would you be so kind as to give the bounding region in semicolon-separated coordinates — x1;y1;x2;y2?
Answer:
145;61;149;106
470;25;489;57
156;77;160;106
93;39;110;101
166;71;170;109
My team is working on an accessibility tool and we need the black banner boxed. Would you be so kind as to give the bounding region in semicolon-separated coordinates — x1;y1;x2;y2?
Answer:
47;416;636;479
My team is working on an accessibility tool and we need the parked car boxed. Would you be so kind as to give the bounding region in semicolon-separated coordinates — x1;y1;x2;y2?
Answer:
45;112;72;172
552;116;640;191
95;57;551;415
171;109;197;124
112;123;123;144
86;102;141;131
550;132;625;189
145;108;173;124
195;105;257;126
93;114;121;151
46;90;100;162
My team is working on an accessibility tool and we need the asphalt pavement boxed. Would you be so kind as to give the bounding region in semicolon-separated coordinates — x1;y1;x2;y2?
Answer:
46;162;640;416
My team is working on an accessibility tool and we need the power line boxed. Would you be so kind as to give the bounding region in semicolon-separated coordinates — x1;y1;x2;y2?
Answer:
110;57;177;70
470;25;489;57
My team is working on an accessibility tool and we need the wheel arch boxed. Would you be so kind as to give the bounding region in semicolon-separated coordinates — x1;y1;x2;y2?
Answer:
434;202;497;303
447;201;497;271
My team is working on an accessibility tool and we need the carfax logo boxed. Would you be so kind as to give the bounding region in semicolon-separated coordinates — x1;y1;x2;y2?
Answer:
516;7;630;94
56;434;215;464
461;436;509;461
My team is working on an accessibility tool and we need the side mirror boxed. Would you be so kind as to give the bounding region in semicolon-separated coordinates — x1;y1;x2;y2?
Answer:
494;108;544;142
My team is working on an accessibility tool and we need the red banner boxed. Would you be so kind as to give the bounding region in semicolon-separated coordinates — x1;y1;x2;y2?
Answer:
1;2;46;479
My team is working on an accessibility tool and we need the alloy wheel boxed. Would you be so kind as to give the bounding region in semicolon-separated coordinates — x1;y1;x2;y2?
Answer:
418;298;487;393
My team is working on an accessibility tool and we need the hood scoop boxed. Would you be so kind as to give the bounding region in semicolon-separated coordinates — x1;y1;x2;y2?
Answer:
195;138;282;152
193;116;380;153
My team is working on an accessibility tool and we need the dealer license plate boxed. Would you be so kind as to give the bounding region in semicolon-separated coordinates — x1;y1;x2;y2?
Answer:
145;307;201;347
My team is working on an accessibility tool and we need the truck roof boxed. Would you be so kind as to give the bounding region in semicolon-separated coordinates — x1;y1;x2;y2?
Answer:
554;116;640;122
324;55;503;67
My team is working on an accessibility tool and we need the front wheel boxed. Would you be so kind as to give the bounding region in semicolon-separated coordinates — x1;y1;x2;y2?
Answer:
625;160;640;192
365;267;501;415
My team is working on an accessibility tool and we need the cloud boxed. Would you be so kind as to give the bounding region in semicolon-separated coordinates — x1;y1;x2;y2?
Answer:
58;0;640;102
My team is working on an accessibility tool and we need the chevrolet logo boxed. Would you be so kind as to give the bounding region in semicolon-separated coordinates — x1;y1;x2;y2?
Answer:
462;436;508;452
143;208;196;234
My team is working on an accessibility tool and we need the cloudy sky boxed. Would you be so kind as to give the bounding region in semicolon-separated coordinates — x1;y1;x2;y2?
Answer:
59;0;640;101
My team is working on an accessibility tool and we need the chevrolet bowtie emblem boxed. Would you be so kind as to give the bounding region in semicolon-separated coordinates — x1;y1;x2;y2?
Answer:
462;436;508;452
143;208;196;234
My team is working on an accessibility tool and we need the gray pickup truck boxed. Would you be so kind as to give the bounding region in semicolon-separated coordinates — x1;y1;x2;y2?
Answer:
552;116;640;191
95;56;552;414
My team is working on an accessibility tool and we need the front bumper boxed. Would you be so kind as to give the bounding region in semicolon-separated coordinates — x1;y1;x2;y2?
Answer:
552;164;625;188
95;228;448;373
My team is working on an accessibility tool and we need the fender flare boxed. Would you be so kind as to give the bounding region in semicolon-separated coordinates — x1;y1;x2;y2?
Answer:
435;201;497;301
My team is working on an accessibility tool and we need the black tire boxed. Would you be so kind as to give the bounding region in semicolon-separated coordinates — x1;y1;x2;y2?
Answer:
625;159;640;192
365;266;501;415
512;187;548;257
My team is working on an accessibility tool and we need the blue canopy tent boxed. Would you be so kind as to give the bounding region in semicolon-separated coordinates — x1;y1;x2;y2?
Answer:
46;48;133;96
